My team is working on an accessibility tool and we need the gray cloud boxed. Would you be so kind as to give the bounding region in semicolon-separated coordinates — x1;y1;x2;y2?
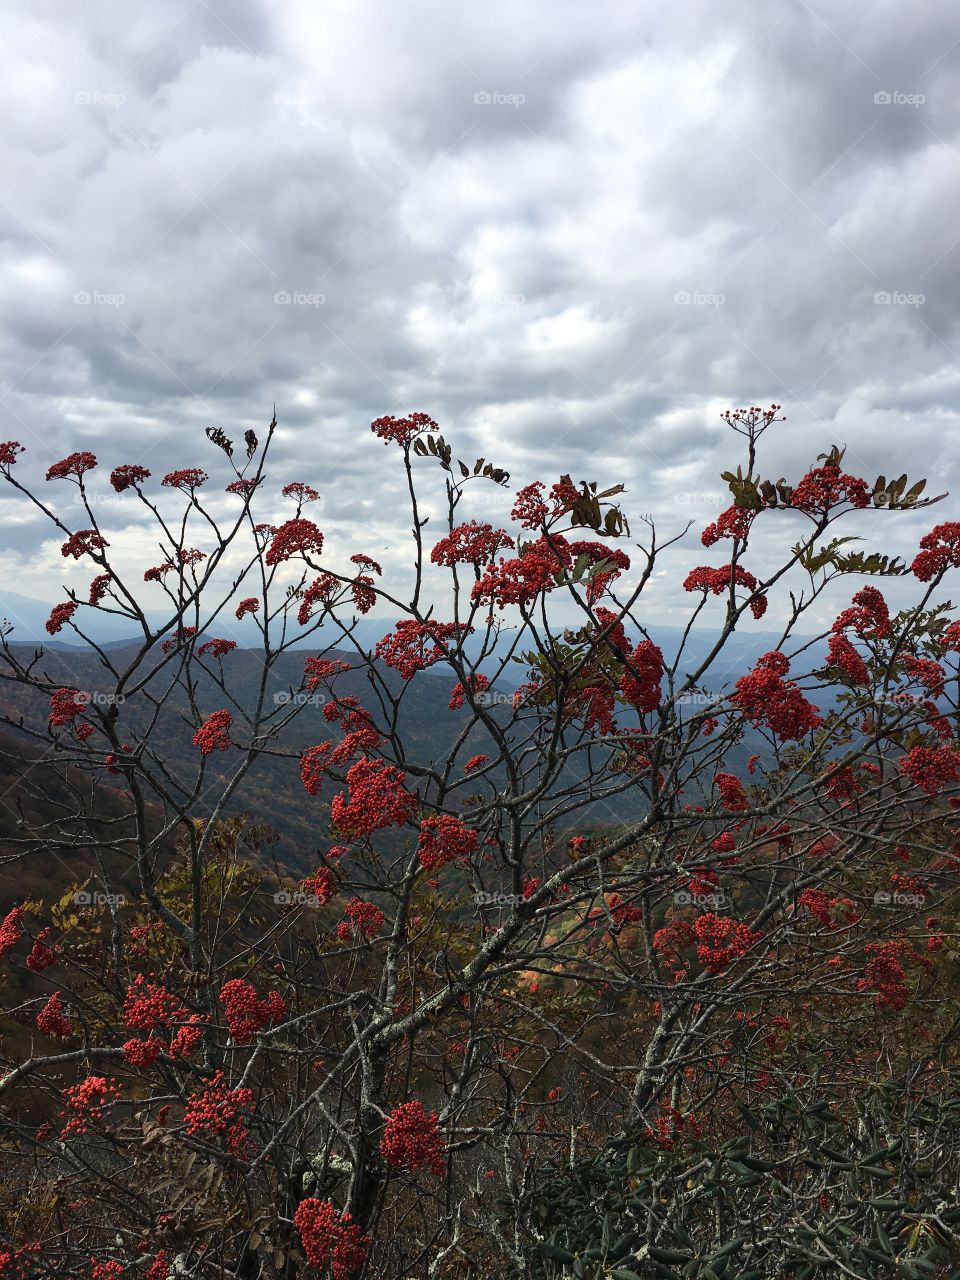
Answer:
1;0;959;634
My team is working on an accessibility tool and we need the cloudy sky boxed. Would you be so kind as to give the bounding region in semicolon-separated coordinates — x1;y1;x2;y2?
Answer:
1;0;959;637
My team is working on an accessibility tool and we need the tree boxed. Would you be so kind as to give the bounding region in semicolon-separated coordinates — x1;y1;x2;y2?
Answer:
0;406;958;1278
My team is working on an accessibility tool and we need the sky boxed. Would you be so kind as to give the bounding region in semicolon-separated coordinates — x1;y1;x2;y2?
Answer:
1;0;959;639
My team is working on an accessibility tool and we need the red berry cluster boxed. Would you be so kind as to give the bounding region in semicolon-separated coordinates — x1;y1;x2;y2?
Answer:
899;745;960;796
472;535;574;610
714;772;748;812
161;468;208;490
192;709;233;755
45;601;78;635
619;639;665;714
370;411;437;446
59;1076;122;1138
448;673;490;710
282;481;321;503
701;504;755;548
375;619;470;679
732;651;822;740
0;439;25;467
61;529;109;560
693;913;761;973
337;898;385;941
912;521;960;581
608;892;642;928
0;906;23;959
49;688;86;727
431;521;515;567
123;975;205;1063
110;463;151;492
88;573;112;604
219;978;286;1044
856;938;918;1011
304;656;351;693
463;753;489;773
330;758;415;837
300;866;337;906
379;1099;446;1175
683;564;767;618
144;562;174;583
417;813;478;871
36;992;72;1038
832;585;890;639
161;626;197;653
293;1198;371;1279
297;574;340;623
263;517;324;567
197;638;237;659
789;464;870;514
183;1070;255;1157
26;927;57;972
235;596;260;619
827;632;869;684
46;451;98;481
